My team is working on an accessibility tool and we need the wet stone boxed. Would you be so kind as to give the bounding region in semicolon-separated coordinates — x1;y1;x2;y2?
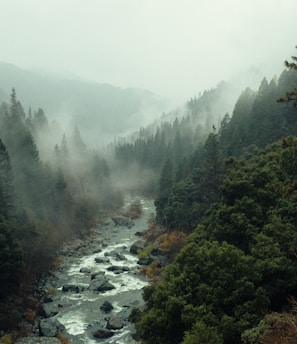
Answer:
100;300;114;313
104;250;127;261
107;265;130;273
40;303;59;318
130;240;145;254
88;276;115;292
62;284;86;293
39;318;66;337
91;271;105;280
93;329;114;339
92;248;102;254
79;267;91;273
95;257;110;264
106;314;125;330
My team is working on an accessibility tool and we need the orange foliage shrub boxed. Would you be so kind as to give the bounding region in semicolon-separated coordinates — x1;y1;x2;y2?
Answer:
259;313;297;344
141;261;162;284
24;309;36;324
56;331;71;344
158;231;187;260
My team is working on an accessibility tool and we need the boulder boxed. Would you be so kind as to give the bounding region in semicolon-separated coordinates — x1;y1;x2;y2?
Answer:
111;216;135;228
93;329;114;339
115;252;126;261
137;257;154;266
62;284;85;293
89;276;115;292
104;251;126;261
107;265;130;273
100;300;113;313
130;240;145;255
95;257;110;264
92;248;102;254
40;303;59;318
91;271;105;280
135;230;147;236
106;314;124;330
151;254;167;267
79;267;91;273
39;318;66;337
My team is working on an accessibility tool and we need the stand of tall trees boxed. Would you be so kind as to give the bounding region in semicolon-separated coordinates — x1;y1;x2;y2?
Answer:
0;89;121;329
131;48;297;343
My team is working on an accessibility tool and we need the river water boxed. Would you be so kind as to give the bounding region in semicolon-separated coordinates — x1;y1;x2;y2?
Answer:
46;196;155;344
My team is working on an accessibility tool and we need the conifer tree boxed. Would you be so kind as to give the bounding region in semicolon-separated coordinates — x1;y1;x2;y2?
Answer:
278;45;297;107
0;139;14;219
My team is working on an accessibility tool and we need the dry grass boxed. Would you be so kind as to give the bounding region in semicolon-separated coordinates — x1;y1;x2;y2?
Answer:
251;298;297;344
141;261;162;284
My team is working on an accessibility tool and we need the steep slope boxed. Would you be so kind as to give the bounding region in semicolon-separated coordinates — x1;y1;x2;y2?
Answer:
0;62;167;145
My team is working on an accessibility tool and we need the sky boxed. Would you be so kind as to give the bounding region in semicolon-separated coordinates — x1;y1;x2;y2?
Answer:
0;0;296;103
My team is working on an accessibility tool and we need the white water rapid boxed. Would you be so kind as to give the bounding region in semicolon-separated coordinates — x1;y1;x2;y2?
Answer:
49;197;155;344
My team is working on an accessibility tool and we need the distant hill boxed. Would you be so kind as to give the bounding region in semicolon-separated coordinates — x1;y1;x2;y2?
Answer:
0;62;167;145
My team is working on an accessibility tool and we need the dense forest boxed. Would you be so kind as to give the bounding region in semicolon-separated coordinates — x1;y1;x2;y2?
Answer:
1;47;297;343
0;89;122;329
125;50;297;343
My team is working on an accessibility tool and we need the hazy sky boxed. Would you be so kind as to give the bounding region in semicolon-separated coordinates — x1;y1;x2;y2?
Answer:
0;0;296;102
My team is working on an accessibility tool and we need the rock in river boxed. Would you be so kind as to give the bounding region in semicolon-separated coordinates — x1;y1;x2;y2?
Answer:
62;284;85;293
89;276;115;292
130;240;145;254
106;314;125;330
95;256;110;264
100;300;114;313
93;329;114;339
107;265;130;273
39;318;66;337
40;303;59;318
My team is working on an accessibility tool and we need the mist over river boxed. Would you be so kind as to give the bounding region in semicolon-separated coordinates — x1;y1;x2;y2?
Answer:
40;196;155;344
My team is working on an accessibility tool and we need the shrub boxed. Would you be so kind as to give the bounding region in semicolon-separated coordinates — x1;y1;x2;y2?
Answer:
138;244;153;259
0;335;12;344
141;261;162;283
24;309;36;324
56;331;71;344
158;230;187;260
47;287;57;296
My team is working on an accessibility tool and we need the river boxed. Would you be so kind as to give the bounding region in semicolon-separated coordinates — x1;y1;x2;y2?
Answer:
41;196;155;344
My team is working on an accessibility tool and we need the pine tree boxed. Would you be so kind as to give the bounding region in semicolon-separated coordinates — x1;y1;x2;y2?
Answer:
0;139;14;219
278;45;297;107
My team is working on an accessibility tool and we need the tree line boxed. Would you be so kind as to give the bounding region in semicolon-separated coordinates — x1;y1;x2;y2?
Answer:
130;48;297;343
0;89;122;329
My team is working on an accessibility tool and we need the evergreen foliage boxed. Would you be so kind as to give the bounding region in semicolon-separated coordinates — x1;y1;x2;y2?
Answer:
134;139;297;343
0;88;121;327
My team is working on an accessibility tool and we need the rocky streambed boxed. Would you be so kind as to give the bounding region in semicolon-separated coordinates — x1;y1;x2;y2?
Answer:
21;197;156;344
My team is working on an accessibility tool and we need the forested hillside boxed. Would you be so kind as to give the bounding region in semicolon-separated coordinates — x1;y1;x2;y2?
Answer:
112;80;239;194
0;89;121;329
1;46;297;343
130;50;297;343
0;62;167;145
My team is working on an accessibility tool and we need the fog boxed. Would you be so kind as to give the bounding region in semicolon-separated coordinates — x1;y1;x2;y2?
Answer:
0;0;296;104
